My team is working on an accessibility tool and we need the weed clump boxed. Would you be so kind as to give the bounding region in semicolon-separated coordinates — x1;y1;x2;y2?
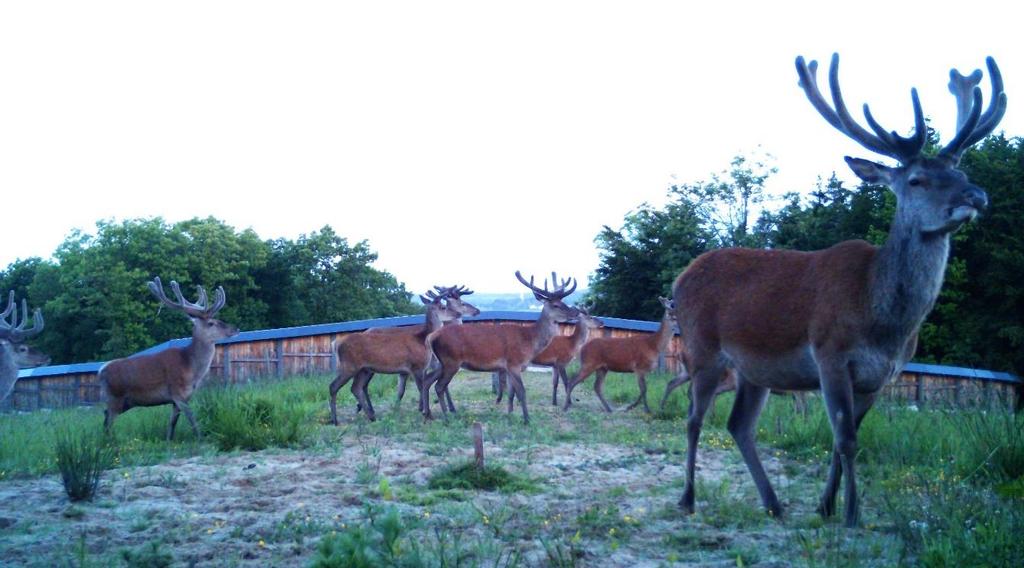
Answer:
120;541;174;568
427;461;531;492
197;387;307;451
54;426;114;502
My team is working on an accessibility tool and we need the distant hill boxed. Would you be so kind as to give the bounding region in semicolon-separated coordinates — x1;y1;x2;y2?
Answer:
467;289;587;312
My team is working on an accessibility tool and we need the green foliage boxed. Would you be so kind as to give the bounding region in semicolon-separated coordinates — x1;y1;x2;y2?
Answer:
882;472;1024;566
954;410;1024;484
427;461;534;493
54;425;114;501
310;507;425;568
196;386;308;452
119;541;174;568
0;218;416;364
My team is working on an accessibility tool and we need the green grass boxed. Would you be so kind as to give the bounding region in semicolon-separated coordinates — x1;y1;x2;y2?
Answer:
1;369;1022;566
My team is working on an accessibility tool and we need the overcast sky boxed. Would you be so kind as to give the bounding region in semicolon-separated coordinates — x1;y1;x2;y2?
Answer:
2;1;1020;293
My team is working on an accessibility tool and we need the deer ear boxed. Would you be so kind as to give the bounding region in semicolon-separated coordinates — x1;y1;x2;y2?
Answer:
845;156;894;185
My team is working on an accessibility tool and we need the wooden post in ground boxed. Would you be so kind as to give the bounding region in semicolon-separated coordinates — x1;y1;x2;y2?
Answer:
473;422;484;469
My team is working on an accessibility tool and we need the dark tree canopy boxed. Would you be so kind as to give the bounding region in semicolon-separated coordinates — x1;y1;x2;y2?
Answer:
0;218;416;364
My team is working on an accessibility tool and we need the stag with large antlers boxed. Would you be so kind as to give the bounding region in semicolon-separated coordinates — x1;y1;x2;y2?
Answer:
329;290;467;423
100;277;239;439
673;54;1005;527
423;271;579;423
0;292;48;403
563;297;675;413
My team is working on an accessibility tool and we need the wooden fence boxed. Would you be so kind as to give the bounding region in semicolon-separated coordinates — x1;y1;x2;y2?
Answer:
5;311;1021;412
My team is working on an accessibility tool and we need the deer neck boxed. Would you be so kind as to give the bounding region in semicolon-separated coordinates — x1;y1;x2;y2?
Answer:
422;307;447;335
185;334;218;383
0;345;16;390
569;321;593;351
650;314;674;353
869;212;951;346
531;306;560;355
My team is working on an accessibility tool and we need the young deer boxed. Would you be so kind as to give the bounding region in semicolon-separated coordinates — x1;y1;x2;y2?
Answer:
423;271;579;423
564;297;675;413
673;54;1005;527
363;285;480;412
0;292;48;403
329;292;462;423
100;277;239;439
495;307;604;408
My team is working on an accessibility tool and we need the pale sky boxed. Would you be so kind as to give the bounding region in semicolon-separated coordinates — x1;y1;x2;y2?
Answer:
2;1;1020;293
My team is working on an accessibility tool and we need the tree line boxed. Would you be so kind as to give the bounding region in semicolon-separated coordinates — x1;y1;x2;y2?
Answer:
0;220;416;364
584;136;1024;376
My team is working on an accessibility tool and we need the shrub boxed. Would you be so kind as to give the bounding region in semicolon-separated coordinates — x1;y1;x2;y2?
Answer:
120;541;174;568
54;426;114;502
427;461;534;492
197;386;308;452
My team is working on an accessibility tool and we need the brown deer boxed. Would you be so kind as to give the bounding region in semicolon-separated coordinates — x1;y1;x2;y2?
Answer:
100;277;239;439
0;292;48;403
564;297;676;413
423;271;579;423
673;54;1005;527
362;285;480;413
495;307;604;408
328;291;463;423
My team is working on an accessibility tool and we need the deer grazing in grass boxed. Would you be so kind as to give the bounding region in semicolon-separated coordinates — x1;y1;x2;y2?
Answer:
673;54;1005;528
423;271;579;423
563;297;675;413
329;291;466;423
495;307;604;408
0;292;48;403
100;277;239;439
362;285;480;413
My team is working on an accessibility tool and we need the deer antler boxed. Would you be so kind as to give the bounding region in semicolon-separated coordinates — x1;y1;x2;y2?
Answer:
0;292;44;342
148;277;227;319
434;285;474;299
796;53;926;164
938;57;1006;161
515;270;577;300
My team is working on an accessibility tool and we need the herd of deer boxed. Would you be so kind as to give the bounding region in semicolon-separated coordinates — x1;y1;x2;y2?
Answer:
0;54;1005;528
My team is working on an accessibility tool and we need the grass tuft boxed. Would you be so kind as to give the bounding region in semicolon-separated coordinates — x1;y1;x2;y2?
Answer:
427;461;534;493
54;425;114;502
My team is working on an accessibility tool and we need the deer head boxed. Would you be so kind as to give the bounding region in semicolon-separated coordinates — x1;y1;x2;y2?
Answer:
432;284;481;318
148;277;239;342
419;291;463;326
0;291;49;368
796;54;1004;235
575;306;605;330
515;270;580;322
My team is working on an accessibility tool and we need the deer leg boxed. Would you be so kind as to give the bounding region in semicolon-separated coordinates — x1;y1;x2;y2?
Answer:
396;372;409;408
726;377;782;519
559;367;572;403
494;372;506;404
660;370;691;411
818;391;877;523
352;370;376;422
167;404;181;441
445;385;457;413
594;369;614;413
551;367;561;406
680;362;726;514
816;361;867;528
103;399;123;434
626;373;650;412
563;365;593;411
329;371;356;425
507;372;517;414
174;399;202;440
508;370;530;424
